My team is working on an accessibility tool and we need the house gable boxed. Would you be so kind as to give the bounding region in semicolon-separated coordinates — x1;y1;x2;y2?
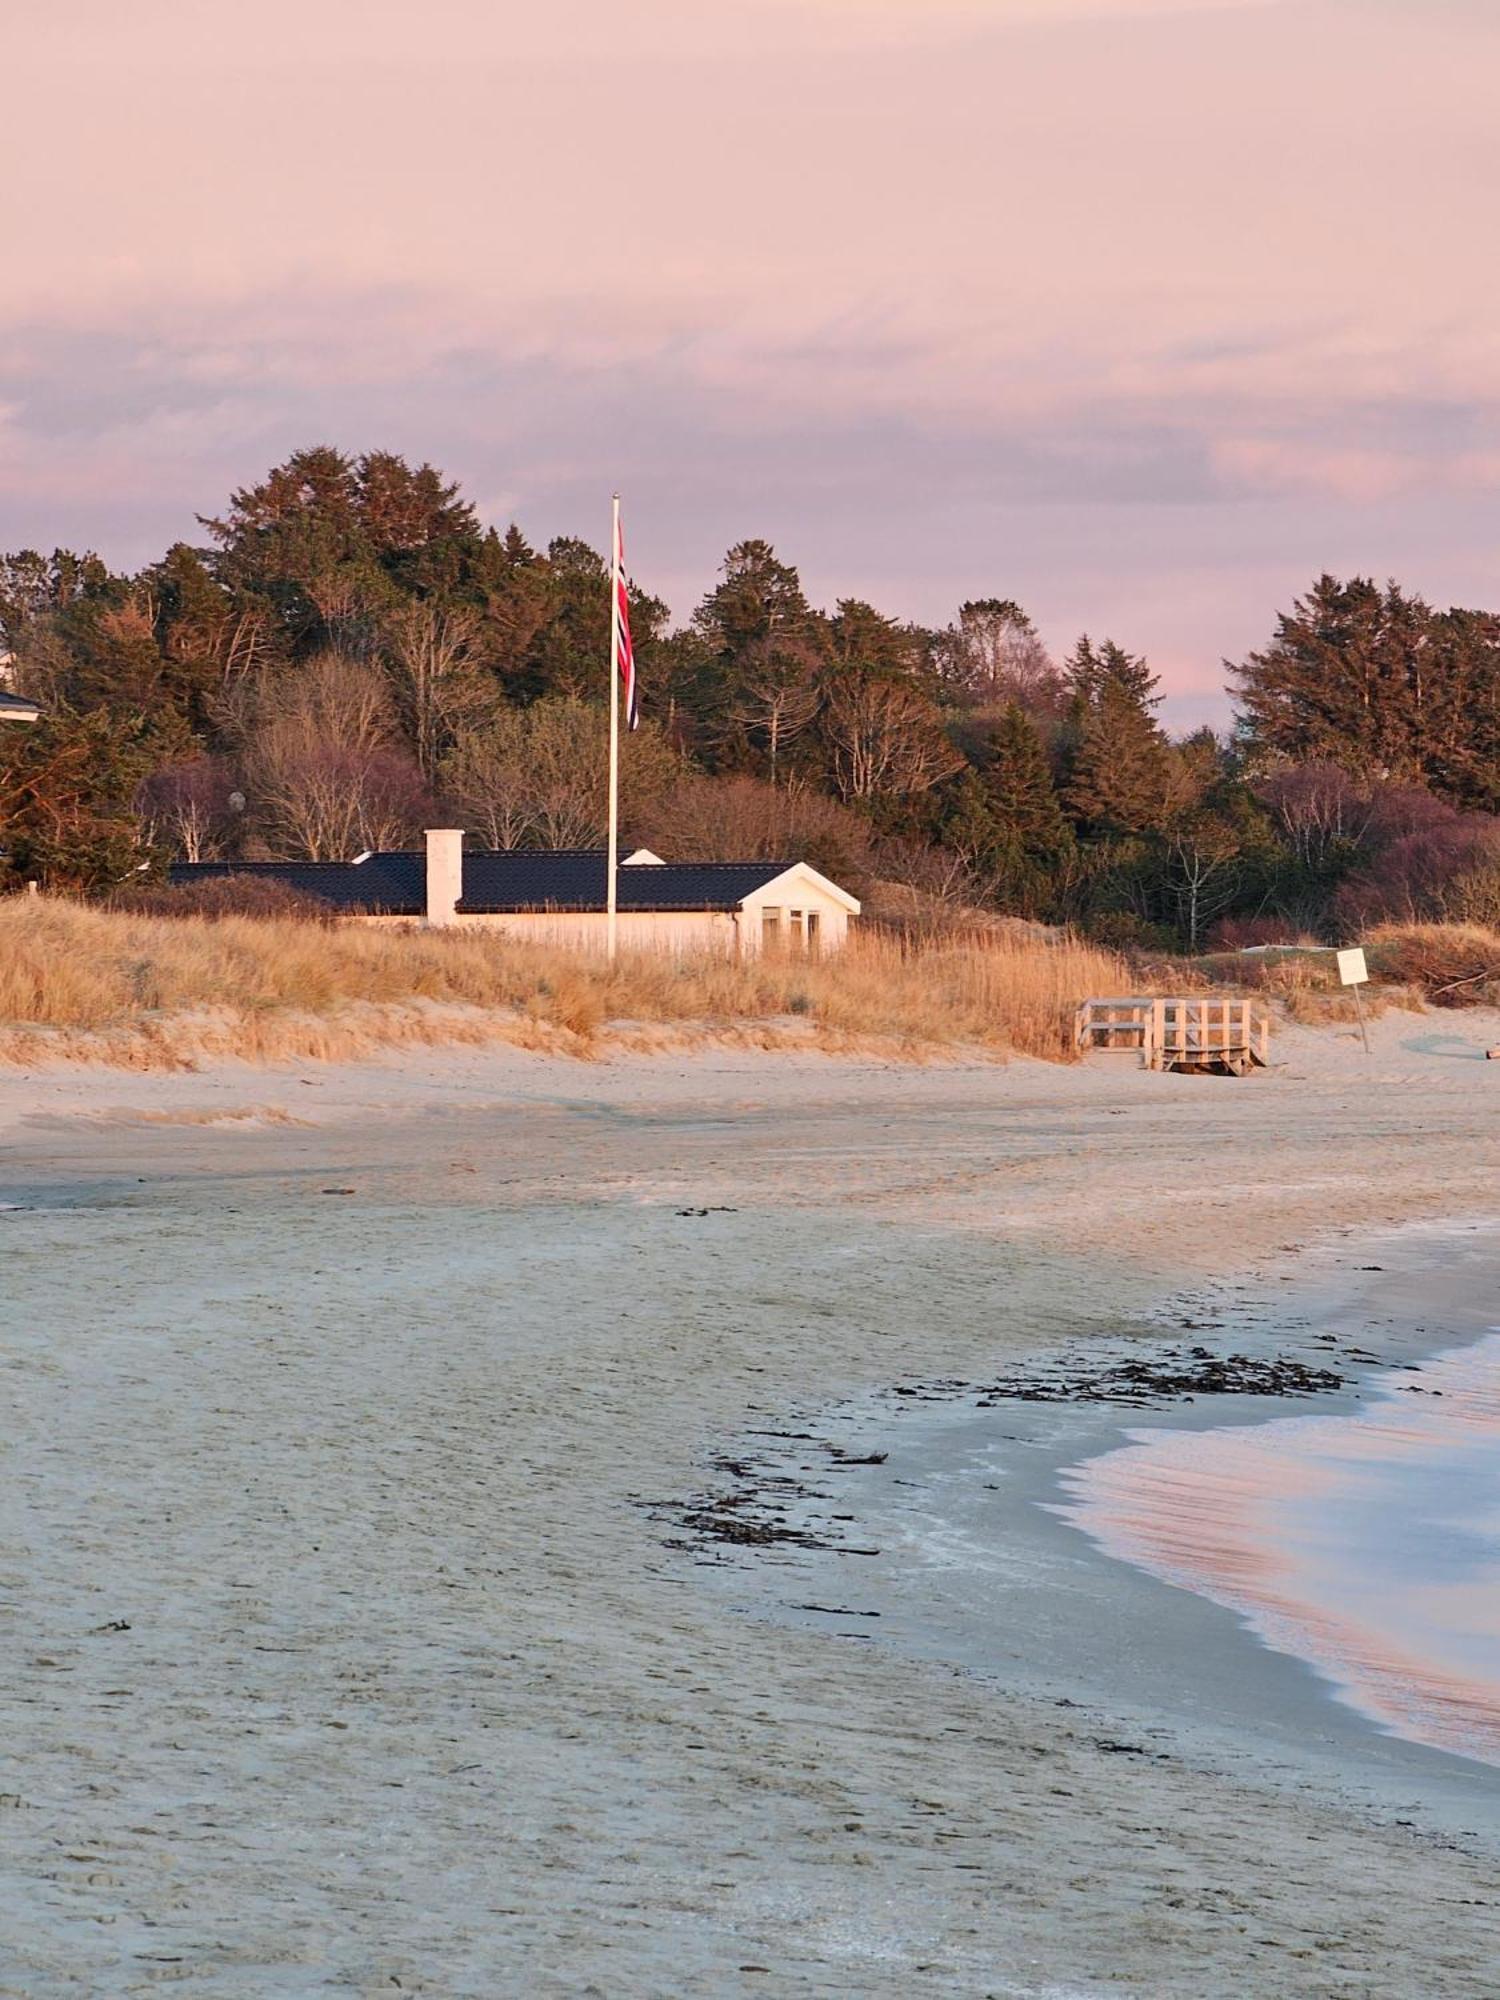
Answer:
735;862;860;916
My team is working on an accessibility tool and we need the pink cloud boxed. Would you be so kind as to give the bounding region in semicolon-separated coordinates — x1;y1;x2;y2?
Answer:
5;0;1500;725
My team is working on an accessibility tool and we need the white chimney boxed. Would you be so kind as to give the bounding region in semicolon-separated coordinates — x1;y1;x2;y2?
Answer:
425;828;464;928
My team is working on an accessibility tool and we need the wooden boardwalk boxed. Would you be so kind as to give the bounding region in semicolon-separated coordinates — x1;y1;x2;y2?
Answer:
1076;996;1270;1075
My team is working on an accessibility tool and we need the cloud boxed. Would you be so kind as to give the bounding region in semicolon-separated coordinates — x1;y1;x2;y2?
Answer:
4;287;1499;734
5;0;1500;725
781;0;1282;23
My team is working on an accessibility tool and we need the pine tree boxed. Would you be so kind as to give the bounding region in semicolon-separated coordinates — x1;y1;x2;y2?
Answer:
1065;634;1159;710
1062;638;1173;837
981;703;1070;854
692;542;825;773
1230;575;1493;795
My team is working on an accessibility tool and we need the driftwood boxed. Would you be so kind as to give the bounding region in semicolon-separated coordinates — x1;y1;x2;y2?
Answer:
1429;969;1494;999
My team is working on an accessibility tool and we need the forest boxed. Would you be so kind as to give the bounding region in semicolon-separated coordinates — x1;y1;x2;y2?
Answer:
4;444;1500;950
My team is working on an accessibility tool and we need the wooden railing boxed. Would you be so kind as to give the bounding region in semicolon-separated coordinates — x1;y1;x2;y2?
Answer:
1076;995;1269;1074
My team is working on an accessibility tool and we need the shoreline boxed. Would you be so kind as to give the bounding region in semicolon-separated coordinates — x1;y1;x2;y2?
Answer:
678;1218;1500;1850
6;1033;1500;1993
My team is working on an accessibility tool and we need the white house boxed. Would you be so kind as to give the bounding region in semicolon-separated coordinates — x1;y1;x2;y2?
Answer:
0;651;39;724
171;829;860;956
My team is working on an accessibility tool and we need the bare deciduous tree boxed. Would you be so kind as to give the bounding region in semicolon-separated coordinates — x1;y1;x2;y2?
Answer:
931;600;1065;715
270;651;397;756
727;649;821;785
136;757;237;862
441;698;682;851
1255;762;1375;871
822;678;963;803
1163;812;1242;950
247;735;430;858
637;773;873;883
384;601;484;779
238;652;428;857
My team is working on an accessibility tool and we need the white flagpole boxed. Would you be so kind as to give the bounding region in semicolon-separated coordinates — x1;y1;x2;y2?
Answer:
607;493;621;963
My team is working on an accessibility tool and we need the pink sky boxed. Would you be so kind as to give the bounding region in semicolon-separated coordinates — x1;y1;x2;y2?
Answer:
5;0;1499;725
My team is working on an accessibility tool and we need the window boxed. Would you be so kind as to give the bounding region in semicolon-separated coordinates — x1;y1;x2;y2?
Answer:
805;911;821;955
762;908;781;950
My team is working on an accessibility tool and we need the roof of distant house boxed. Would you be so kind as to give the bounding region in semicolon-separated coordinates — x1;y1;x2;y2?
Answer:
166;849;836;916
0;689;40;721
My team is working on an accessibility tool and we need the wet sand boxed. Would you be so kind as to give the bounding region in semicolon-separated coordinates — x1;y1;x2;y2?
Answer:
701;1223;1500;1852
1062;1312;1500;1772
3;1014;1500;1994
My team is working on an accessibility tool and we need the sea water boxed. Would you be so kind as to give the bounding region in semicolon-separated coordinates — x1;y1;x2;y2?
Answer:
1058;1332;1500;1769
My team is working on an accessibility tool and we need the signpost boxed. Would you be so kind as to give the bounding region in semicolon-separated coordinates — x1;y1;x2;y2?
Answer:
1336;947;1371;1056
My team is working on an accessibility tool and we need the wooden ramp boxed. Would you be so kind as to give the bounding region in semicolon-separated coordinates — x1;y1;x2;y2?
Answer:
1076;996;1270;1075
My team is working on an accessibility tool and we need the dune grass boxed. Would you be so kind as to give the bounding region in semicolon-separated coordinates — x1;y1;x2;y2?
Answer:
1364;922;1500;1004
0;897;1132;1069
1127;921;1500;1023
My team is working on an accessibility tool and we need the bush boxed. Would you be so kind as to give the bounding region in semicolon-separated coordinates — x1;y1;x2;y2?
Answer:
1331;798;1500;930
1081;909;1179;953
1364;923;1500;1004
1442;862;1500;930
104;876;342;924
1206;915;1320;951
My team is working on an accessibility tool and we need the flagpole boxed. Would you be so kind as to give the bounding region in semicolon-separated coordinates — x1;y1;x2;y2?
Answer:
607;492;621;963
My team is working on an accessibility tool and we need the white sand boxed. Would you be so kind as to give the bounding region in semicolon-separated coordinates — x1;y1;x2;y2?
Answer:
3;1010;1500;1995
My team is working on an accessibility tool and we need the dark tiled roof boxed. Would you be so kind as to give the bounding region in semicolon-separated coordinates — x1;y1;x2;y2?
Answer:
167;856;423;913
168;851;798;915
458;853;793;913
0;689;40;718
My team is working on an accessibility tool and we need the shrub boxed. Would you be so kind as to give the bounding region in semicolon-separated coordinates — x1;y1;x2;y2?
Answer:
1206;915;1320;952
1364;923;1500;1005
105;876;342;924
1442;862;1500;930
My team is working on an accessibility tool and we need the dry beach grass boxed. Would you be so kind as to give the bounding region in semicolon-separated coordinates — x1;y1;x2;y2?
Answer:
0;895;1130;1067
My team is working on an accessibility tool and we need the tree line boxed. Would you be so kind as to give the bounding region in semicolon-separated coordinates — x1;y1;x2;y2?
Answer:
4;445;1500;946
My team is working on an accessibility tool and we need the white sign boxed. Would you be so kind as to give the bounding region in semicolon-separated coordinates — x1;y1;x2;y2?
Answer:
1336;947;1369;987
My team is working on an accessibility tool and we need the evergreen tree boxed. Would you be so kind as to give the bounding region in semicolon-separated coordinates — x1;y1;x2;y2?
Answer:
981;703;1071;854
465;527;556;702
826;599;926;686
525;536;669;707
940;704;1073;914
1065;634;1159;710
1062;636;1173;837
0;704;180;892
692;542;825;771
1230;575;1490;797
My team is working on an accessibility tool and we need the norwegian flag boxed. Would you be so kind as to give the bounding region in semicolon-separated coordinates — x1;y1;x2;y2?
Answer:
615;513;639;731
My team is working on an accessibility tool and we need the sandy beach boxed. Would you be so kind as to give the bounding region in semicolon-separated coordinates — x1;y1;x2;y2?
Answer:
4;1012;1500;1996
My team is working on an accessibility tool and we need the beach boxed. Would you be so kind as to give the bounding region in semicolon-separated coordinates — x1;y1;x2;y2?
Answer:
4;1012;1500;1995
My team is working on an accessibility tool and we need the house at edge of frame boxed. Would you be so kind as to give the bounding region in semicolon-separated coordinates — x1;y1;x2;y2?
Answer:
170;830;860;956
0;649;41;725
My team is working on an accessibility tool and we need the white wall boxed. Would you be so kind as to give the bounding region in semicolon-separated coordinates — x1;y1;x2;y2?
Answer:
452;909;743;954
363;888;854;957
739;879;853;957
